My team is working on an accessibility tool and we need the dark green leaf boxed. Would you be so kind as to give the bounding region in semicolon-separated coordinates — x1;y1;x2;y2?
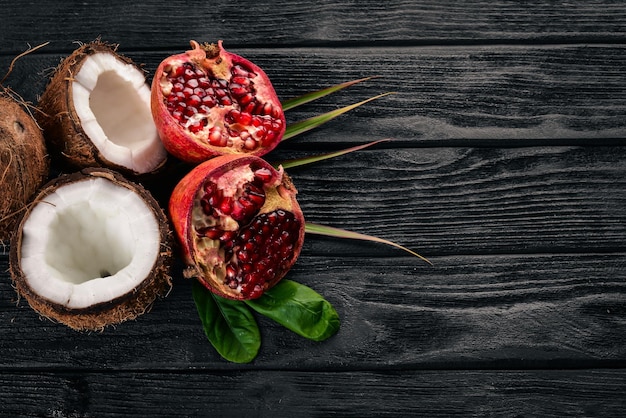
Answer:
281;76;379;111
192;281;261;363
245;280;340;342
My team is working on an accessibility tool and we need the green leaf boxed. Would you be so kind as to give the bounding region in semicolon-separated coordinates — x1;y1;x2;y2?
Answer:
245;280;340;342
305;222;432;265
275;139;391;170
282;92;395;141
192;281;261;363
281;76;379;111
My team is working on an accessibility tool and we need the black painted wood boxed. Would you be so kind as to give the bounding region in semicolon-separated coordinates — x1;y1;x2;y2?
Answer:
2;0;626;52
1;1;625;416
1;370;625;417
2;253;625;370
3;46;626;146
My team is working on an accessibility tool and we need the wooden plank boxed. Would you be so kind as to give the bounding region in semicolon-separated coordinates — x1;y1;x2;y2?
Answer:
251;45;626;146
1;45;625;145
1;1;625;52
280;146;626;255
1;2;623;417
2;144;624;259
0;369;624;417
1;253;625;369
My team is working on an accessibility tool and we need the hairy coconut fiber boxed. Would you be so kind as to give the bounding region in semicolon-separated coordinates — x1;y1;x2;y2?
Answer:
0;92;49;241
37;40;166;177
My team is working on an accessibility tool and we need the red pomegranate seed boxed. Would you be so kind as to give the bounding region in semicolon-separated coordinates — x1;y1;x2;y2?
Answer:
219;198;233;215
188;119;204;134
242;101;257;114
220;230;236;243
231;65;250;77
253;167;272;183
188;95;201;107
230;85;247;97
238;250;250;263
231;200;246;221
209;128;225;146
231;76;250;86
205;227;222;240
246;188;265;207
261;103;273;116
184;106;197;118
261;131;276;147
238;112;253;126
208;189;223;207
201;96;217;108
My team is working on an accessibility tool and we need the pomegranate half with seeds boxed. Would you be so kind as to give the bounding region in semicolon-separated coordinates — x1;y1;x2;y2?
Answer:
170;155;304;300
152;40;286;163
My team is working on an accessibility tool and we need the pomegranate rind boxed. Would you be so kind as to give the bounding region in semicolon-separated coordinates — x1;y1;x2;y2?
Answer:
37;40;167;177
169;155;305;300
151;40;286;163
9;168;174;331
0;92;49;241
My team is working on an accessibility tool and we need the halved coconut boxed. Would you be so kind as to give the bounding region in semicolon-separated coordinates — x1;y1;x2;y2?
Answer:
37;41;167;176
9;168;173;331
0;91;49;241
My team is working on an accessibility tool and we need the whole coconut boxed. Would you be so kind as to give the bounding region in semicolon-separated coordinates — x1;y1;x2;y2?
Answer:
0;91;49;241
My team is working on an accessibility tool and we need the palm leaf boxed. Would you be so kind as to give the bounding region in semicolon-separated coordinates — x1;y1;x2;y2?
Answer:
305;222;432;265
282;92;395;141
281;76;379;111
276;139;391;169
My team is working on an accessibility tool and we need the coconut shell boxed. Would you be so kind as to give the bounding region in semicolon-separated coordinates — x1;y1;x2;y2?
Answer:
9;168;174;331
0;92;49;242
37;41;166;177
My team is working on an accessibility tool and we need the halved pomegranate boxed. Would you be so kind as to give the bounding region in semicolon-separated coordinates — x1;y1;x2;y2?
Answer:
151;40;286;163
169;155;304;300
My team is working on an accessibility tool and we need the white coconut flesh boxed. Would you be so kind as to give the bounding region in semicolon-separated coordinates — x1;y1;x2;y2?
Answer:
72;52;167;174
18;177;161;309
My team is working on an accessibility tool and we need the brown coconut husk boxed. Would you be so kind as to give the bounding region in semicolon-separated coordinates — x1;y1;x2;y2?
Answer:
9;168;174;331
37;40;167;177
0;90;49;242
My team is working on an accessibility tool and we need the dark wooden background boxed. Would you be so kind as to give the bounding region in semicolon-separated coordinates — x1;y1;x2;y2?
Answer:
1;1;625;416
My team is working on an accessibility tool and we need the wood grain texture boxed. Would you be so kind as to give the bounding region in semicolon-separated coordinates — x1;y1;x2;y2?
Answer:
1;45;625;146
2;252;625;369
1;0;625;52
287;146;626;256
1;1;625;416
0;369;625;417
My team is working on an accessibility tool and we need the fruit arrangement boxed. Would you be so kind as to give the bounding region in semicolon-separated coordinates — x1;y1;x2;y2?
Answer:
1;40;427;363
